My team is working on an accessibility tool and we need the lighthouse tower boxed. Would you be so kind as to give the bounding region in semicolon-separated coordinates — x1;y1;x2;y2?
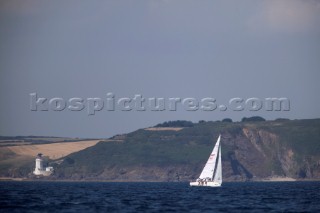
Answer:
33;153;54;176
33;153;44;175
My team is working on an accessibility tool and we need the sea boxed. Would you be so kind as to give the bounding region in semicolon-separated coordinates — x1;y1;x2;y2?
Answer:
0;181;319;212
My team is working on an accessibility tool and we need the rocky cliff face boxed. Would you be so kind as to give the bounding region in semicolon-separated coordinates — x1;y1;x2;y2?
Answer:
221;126;320;180
222;128;289;180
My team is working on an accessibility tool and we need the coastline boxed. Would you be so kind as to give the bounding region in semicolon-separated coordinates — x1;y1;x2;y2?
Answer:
1;177;319;182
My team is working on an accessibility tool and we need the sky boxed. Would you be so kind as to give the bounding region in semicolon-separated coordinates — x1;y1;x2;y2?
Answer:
0;0;320;138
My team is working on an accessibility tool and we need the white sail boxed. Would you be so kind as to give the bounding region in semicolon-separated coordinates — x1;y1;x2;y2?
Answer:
213;144;222;184
199;135;221;180
190;134;222;187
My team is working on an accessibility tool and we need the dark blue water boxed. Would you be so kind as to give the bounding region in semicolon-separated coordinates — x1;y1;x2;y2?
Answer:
0;181;319;212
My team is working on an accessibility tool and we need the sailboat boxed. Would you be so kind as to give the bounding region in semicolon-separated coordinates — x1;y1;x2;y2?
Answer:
190;135;222;187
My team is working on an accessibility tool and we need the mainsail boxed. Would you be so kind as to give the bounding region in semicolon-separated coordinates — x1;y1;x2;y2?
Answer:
213;144;222;184
199;135;221;180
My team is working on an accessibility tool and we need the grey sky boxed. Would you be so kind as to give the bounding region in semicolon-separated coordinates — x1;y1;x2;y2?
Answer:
1;0;320;138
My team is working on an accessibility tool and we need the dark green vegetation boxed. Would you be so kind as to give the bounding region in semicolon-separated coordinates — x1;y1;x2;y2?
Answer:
155;120;194;127
241;116;266;122
53;118;320;181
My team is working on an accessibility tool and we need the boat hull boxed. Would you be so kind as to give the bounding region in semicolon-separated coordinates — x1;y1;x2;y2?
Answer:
189;181;221;187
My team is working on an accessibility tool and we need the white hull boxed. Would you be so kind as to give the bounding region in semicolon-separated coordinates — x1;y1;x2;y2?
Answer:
189;181;221;187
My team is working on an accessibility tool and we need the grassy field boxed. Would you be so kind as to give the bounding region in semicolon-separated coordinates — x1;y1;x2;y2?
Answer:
0;147;34;177
144;127;184;131
6;140;102;160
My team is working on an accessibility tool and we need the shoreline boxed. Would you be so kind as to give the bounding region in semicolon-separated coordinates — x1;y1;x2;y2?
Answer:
1;177;320;183
258;177;297;182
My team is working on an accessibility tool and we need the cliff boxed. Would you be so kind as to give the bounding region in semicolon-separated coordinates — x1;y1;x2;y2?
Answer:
51;118;320;181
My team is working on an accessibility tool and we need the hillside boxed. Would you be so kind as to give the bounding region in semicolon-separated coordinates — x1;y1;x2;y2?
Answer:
0;137;104;178
1;119;319;181
51;118;320;181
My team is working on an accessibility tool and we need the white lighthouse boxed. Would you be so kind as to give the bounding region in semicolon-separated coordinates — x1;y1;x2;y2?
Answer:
34;153;44;175
33;153;53;176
